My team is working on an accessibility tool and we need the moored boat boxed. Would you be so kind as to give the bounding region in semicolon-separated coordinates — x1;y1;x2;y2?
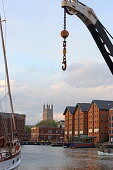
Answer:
97;151;113;156
0;16;21;169
0;139;21;170
69;142;94;148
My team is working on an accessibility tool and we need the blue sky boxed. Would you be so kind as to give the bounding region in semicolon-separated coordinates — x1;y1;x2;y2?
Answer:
0;0;113;125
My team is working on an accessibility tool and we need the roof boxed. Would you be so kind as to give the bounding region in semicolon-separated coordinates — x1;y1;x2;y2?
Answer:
58;120;65;122
0;112;26;118
92;100;113;110
110;107;113;111
75;103;90;112
63;106;75;115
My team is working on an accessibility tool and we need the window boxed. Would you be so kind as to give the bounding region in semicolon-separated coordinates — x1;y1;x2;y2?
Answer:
48;136;52;139
60;130;63;134
48;130;52;133
56;130;58;133
109;123;111;128
109;130;111;134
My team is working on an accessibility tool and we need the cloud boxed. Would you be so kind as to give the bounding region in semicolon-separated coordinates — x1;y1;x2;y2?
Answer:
0;80;15;86
63;61;113;88
54;113;64;121
51;81;65;90
6;61;113;125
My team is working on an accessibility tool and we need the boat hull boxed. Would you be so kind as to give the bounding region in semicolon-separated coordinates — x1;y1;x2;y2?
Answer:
0;151;21;170
97;151;113;156
69;143;94;148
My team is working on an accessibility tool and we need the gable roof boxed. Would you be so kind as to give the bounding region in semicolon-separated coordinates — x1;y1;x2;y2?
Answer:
75;103;90;112
110;107;113;111
63;106;75;115
92;100;113;110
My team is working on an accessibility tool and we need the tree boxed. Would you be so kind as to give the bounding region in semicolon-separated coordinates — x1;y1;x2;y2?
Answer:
24;125;31;133
35;120;58;127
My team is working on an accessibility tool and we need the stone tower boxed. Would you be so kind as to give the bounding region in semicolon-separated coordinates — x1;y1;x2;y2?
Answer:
43;104;53;121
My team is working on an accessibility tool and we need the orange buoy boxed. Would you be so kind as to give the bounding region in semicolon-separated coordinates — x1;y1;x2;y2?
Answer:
61;30;69;39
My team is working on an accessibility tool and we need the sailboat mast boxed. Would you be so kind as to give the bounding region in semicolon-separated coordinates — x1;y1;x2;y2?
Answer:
0;17;16;140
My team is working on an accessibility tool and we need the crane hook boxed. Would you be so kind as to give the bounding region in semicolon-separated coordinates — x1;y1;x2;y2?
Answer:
62;57;67;71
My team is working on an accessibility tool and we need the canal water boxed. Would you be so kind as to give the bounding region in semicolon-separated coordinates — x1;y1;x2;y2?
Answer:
18;145;113;170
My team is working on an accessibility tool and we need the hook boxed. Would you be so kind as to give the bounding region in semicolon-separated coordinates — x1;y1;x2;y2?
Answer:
62;61;67;71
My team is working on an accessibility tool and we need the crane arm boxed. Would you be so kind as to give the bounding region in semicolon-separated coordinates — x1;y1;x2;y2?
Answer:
61;0;113;74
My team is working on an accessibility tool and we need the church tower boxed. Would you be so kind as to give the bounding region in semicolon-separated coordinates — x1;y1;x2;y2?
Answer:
43;104;53;121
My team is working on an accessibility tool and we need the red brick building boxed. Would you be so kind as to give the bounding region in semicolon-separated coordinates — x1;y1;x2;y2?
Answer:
88;100;113;143
63;106;75;142
109;108;113;143
0;112;26;142
63;104;90;142
31;125;64;142
74;103;90;137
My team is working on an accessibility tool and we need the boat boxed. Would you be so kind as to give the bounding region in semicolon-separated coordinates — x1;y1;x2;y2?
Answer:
51;142;64;147
97;151;113;156
63;143;70;148
69;142;94;148
0;16;21;169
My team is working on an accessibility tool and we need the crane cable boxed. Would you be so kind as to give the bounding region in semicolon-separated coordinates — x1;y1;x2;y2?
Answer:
61;9;69;71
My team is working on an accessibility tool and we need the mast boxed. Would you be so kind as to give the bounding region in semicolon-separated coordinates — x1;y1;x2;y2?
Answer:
0;16;16;141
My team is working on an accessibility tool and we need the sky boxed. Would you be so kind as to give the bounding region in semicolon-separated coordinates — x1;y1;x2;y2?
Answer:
0;0;113;125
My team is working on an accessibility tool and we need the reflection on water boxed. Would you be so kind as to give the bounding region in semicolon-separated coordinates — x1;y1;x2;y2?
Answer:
18;145;113;170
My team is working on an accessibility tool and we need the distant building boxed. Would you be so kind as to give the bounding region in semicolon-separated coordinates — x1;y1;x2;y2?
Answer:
0;112;26;142
43;104;53;121
31;125;64;142
58;120;65;128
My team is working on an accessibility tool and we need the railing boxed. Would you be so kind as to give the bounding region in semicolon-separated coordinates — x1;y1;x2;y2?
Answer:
0;151;11;160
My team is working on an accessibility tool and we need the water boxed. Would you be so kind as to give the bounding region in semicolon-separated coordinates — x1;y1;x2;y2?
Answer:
18;145;113;170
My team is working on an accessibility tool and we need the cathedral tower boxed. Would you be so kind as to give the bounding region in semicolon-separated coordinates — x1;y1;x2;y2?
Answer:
43;104;53;121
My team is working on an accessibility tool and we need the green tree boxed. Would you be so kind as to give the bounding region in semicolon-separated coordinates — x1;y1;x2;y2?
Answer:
24;125;31;133
35;120;58;127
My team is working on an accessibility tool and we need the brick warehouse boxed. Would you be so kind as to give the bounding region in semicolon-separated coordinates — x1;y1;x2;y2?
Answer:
63;100;113;143
88;100;113;143
63;106;75;142
63;104;90;142
0;112;26;142
108;107;113;143
31;125;64;142
74;103;90;137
